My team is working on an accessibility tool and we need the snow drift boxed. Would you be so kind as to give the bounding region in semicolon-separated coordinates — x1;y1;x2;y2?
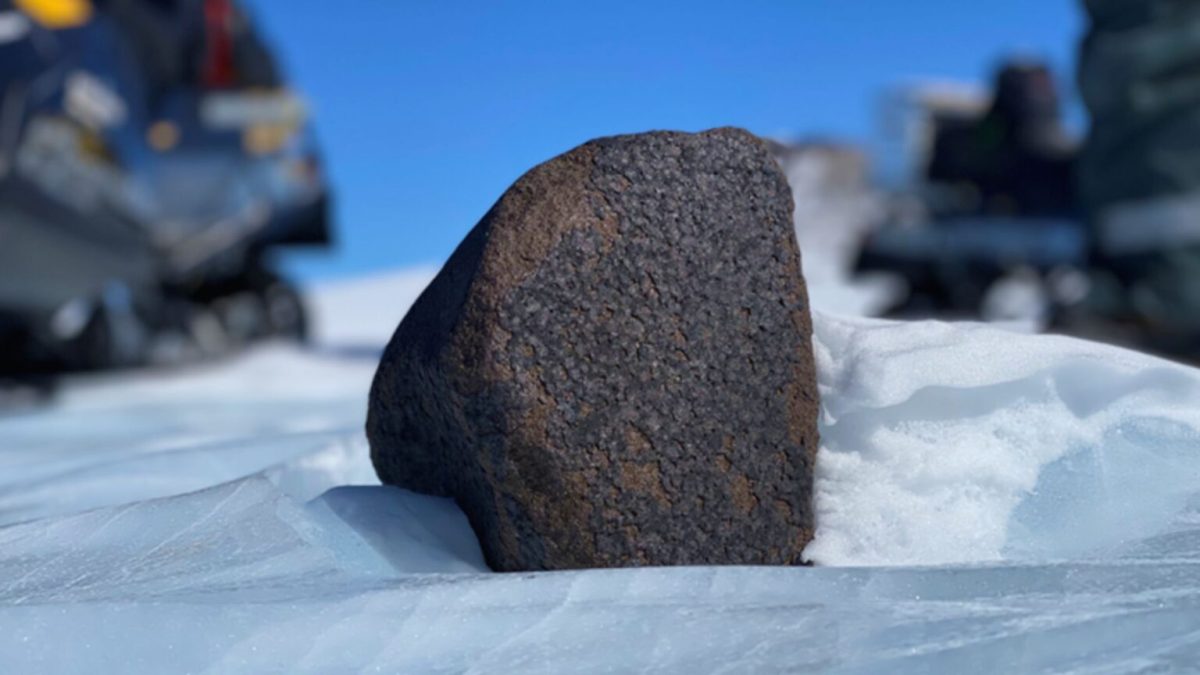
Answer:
3;270;1200;671
810;313;1200;566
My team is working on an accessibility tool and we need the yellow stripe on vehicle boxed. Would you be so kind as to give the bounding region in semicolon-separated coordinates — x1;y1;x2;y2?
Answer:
14;0;92;29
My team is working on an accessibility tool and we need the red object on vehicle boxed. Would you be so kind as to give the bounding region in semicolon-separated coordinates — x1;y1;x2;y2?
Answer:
202;0;236;89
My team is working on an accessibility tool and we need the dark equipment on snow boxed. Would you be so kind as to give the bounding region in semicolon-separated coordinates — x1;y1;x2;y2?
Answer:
1054;0;1200;358
926;61;1076;219
0;0;332;374
855;1;1200;361
855;59;1085;322
1077;0;1200;216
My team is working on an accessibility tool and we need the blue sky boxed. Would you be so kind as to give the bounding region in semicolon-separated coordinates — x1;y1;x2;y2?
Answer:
246;1;1084;280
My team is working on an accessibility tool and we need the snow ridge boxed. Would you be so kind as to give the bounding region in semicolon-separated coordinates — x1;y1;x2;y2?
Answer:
810;312;1200;565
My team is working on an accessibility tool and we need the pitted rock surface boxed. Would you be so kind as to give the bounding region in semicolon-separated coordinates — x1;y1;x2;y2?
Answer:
368;128;820;571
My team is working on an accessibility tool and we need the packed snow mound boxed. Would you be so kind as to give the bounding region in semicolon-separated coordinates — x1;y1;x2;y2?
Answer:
809;313;1200;566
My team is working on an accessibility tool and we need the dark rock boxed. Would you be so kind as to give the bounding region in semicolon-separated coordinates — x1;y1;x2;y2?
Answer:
368;127;820;571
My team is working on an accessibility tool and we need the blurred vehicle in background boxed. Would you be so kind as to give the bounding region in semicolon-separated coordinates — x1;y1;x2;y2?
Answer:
0;0;331;375
854;59;1089;326
1057;0;1200;357
853;0;1200;362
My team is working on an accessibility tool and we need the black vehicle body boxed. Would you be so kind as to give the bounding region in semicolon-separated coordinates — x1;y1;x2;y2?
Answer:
854;61;1086;321
0;0;331;373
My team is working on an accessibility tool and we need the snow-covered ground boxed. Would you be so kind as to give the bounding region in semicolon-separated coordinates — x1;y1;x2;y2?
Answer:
4;266;1200;672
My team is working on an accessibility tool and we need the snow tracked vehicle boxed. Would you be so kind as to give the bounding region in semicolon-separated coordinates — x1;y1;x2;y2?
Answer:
854;61;1089;324
0;0;331;374
855;7;1200;363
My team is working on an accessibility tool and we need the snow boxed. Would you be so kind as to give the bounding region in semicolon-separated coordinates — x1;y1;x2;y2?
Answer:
779;144;882;284
0;347;378;526
777;139;906;318
809;313;1200;566
5;480;1200;672
306;266;440;347
4;267;1200;671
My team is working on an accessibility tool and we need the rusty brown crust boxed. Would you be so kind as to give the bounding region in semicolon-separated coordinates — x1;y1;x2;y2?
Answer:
368;128;820;571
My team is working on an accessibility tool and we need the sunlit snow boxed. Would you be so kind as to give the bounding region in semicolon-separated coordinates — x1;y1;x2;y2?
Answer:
3;266;1200;672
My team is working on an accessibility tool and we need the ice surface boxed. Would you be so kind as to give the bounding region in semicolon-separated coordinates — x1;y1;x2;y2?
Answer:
0;270;437;526
3;269;1200;671
0;348;379;526
4;480;1200;672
